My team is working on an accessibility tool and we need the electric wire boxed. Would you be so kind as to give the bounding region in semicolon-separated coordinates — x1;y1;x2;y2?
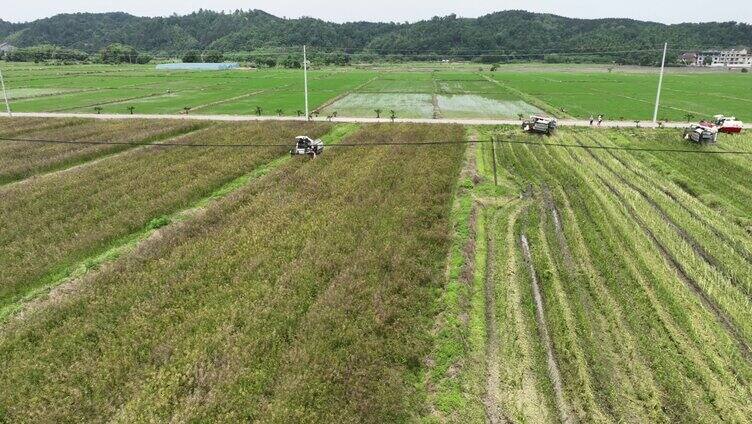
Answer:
2;135;751;155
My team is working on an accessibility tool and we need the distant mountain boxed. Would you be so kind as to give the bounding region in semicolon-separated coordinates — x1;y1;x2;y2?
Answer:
0;19;18;38
2;9;751;57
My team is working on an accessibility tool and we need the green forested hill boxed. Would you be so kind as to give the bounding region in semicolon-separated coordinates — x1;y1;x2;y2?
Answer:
1;9;750;57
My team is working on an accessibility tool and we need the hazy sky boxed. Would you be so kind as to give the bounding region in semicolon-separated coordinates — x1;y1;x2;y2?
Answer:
2;0;751;24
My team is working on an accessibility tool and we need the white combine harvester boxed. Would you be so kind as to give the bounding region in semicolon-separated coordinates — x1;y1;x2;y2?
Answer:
290;136;324;158
683;122;719;143
522;115;557;135
713;115;744;134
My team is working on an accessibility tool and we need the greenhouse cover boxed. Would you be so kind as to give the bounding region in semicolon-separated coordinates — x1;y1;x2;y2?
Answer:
156;63;240;70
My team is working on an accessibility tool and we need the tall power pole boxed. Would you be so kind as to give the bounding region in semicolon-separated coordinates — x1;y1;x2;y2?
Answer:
303;45;309;120
0;68;11;117
653;42;668;123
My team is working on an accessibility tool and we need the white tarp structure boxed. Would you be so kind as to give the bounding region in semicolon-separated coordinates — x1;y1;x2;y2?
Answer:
156;63;239;71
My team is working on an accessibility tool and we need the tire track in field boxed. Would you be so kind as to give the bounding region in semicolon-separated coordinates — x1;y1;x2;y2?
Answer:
576;136;752;299
597;177;752;362
519;232;577;424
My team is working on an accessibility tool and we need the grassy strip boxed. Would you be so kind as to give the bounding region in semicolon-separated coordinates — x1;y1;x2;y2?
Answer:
0;123;358;323
423;154;482;421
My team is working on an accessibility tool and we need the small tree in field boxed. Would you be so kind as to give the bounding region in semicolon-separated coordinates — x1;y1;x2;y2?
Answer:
183;107;191;114
517;113;524;121
375;109;382;119
255;106;262;116
276;109;283;116
313;111;320;118
94;106;102;114
634;120;641;128
296;110;303;117
685;113;695;122
332;111;338;118
390;110;396;122
127;106;135;115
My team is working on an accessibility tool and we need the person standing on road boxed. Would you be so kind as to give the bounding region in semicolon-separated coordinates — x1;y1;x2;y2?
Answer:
589;115;594;126
597;114;603;126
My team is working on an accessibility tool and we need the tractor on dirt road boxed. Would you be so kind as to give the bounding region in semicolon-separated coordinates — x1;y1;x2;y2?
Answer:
684;122;719;143
522;115;557;135
291;136;324;158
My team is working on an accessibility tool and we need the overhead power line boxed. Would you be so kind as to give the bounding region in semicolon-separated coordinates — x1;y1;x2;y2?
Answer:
2;136;751;155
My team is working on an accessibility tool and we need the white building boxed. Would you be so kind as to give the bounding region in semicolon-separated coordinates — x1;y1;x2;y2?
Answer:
0;42;16;53
688;48;752;68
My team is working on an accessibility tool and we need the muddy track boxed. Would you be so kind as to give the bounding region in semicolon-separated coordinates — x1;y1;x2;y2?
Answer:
520;233;576;424
541;185;575;270
588;135;752;266
483;210;510;424
598;176;752;362
578;140;750;298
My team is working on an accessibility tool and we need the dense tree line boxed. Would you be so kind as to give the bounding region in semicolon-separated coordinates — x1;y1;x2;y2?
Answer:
2;10;751;65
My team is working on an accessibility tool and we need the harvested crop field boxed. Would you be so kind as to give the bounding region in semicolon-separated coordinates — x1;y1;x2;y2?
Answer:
0;116;751;422
429;126;752;422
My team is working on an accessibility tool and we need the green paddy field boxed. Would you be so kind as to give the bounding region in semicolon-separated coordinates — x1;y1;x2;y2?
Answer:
2;62;750;121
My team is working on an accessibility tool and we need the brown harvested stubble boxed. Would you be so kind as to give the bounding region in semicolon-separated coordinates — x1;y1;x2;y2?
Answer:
0;118;209;185
0;120;330;313
0;123;465;423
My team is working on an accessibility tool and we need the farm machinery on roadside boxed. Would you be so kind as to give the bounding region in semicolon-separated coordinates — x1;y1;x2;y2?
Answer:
522;115;557;135
713;115;744;134
683;122;719;143
290;136;324;158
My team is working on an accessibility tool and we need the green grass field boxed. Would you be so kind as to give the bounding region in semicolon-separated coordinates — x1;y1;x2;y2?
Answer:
2;62;750;120
0;116;750;422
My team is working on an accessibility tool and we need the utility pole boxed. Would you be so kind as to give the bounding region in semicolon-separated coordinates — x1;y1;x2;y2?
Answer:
303;45;310;120
491;137;498;186
653;42;668;124
0;68;11;117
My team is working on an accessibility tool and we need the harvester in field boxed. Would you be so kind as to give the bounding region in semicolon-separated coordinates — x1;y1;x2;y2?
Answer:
713;115;744;134
522;115;557;135
291;136;324;158
683;122;719;143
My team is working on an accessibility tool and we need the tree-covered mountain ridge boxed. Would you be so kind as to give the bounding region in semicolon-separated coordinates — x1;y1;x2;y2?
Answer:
1;9;750;55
